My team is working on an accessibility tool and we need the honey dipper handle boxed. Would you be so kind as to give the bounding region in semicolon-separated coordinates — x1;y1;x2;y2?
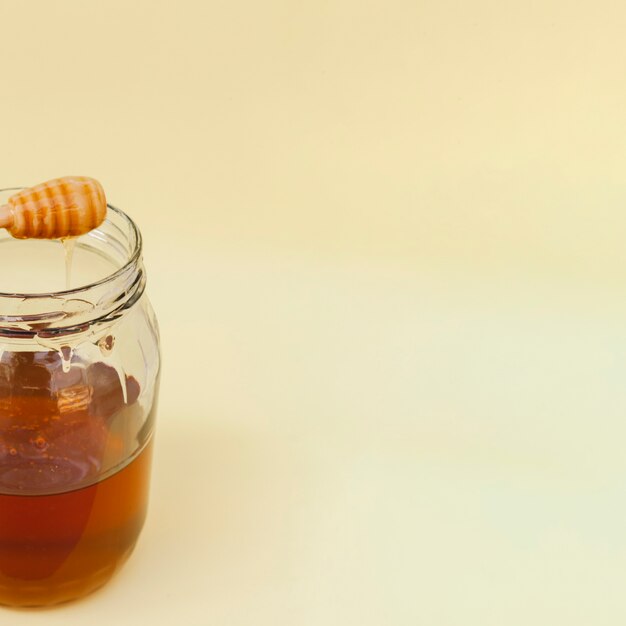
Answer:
0;204;13;231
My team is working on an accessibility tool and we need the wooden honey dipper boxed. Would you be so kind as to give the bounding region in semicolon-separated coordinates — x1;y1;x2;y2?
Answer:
0;176;107;239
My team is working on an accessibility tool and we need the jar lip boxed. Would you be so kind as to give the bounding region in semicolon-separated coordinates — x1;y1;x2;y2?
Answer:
0;197;143;299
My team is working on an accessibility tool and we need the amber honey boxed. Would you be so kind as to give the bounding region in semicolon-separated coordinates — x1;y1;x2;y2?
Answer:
0;437;152;607
0;353;155;607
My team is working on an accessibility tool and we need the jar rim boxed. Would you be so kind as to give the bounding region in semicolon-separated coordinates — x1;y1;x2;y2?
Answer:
0;190;142;299
0;192;145;337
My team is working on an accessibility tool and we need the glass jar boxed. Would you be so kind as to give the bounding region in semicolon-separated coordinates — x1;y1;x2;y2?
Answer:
0;188;160;607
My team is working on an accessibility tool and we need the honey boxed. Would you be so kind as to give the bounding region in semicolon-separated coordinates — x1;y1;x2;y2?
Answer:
0;353;155;607
0;439;152;607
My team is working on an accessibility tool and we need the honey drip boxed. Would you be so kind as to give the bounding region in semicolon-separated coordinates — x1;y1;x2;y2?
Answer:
62;238;76;290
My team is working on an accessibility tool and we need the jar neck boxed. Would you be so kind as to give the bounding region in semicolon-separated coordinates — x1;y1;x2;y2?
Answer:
0;204;145;340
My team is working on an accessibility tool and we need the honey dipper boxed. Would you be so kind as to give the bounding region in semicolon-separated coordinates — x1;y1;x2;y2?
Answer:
0;176;107;239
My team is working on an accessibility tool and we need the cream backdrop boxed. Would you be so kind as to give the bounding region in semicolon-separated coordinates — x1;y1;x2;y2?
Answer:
2;1;626;624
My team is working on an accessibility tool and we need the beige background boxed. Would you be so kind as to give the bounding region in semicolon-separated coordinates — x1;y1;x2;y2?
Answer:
2;0;626;623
